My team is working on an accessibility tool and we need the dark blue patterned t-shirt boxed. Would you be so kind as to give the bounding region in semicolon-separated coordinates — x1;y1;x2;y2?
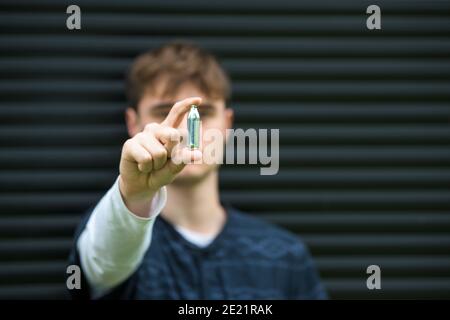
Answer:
67;206;328;300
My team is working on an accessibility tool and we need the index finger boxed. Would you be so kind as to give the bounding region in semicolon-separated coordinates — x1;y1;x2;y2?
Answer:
161;97;202;128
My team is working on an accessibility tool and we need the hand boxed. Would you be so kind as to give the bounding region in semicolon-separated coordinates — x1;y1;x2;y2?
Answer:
119;97;202;217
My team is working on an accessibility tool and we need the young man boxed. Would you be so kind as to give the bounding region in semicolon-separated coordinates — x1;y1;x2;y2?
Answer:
67;42;327;299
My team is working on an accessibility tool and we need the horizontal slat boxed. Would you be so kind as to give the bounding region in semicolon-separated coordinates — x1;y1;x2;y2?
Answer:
261;212;450;232
2;36;449;58
2;80;450;100
233;82;450;100
0;261;66;285
0;147;448;169
224;191;450;210
1;235;449;261
0;147;120;169
0;171;117;191
326;278;450;299
0;194;101;214
274;147;450;166
316;256;450;277
1;169;450;192
1;0;449;14
0;239;73;261
1;103;449;125
4;58;450;80
0;190;449;214
0;283;68;300
304;235;450;255
2;257;449;285
0;103;124;124
233;103;450;124
0;216;79;237
1;125;449;146
246;125;450;145
1;279;450;299
221;169;450;189
2;13;449;36
1;211;449;238
0;125;126;146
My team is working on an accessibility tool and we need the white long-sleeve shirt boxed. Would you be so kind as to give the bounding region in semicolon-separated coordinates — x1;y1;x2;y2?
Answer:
76;177;166;297
76;177;216;297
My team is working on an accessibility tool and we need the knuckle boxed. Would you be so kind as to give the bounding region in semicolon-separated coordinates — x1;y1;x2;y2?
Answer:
134;132;144;140
153;148;167;160
161;126;180;142
141;153;153;163
136;132;156;146
123;138;134;151
145;122;159;132
168;128;181;141
137;131;151;141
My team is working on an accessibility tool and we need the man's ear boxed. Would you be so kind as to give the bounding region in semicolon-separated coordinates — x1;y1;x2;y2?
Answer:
125;107;141;137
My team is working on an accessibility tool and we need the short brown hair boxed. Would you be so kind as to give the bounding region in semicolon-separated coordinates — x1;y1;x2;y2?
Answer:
126;41;231;109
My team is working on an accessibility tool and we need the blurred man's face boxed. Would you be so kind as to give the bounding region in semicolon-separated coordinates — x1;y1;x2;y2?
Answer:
125;80;233;185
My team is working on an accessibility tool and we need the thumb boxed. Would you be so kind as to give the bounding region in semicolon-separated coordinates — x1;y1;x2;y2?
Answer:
150;147;202;187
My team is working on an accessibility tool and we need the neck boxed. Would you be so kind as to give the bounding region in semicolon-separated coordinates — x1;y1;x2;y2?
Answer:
162;170;226;236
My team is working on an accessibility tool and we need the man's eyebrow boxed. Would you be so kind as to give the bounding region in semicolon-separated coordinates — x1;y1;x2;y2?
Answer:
198;103;215;111
148;102;173;112
149;102;216;112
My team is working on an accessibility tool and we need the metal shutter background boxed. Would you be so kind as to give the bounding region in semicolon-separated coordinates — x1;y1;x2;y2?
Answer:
0;0;449;299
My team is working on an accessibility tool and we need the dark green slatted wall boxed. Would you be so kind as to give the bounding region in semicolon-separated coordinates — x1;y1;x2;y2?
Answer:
0;0;449;299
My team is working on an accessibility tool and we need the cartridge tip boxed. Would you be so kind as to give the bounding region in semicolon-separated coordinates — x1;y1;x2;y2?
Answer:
187;104;200;149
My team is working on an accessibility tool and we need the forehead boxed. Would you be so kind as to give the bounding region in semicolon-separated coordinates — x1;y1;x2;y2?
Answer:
137;82;224;111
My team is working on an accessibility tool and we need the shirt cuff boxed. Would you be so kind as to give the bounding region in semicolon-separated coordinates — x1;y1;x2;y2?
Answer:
112;176;167;222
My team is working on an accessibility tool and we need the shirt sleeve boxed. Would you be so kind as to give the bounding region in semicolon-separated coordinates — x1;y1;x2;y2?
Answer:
76;176;167;298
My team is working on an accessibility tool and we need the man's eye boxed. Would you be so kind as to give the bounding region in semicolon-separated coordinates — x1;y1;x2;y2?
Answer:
151;111;169;118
